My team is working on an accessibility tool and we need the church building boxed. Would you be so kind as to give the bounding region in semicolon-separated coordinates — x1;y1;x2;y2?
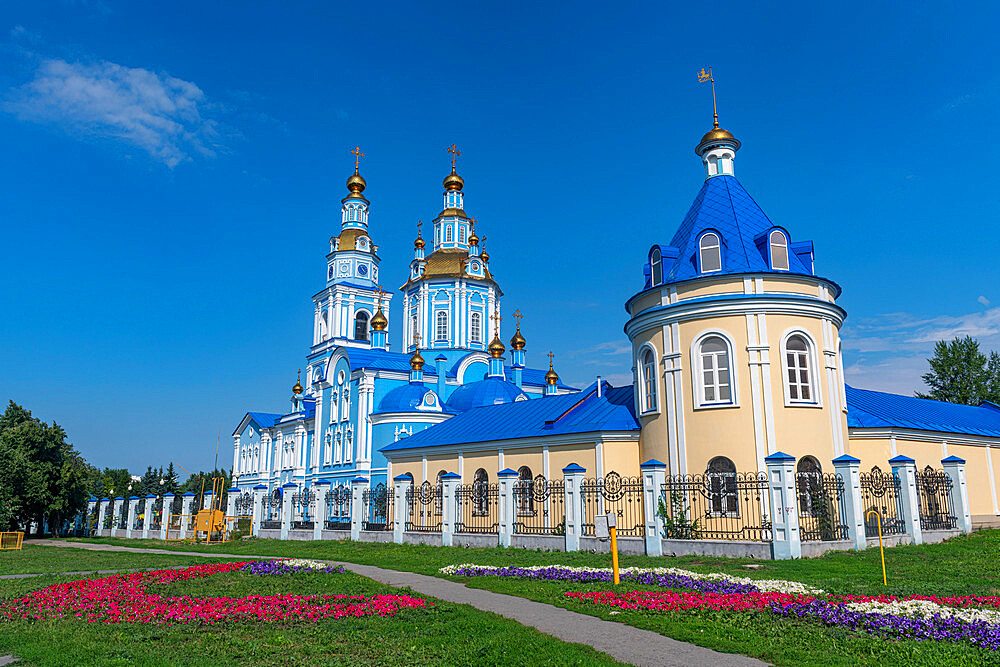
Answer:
233;118;1000;526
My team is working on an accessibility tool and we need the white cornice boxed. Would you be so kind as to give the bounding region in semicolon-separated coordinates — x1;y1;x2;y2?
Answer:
382;430;639;459
849;427;1000;447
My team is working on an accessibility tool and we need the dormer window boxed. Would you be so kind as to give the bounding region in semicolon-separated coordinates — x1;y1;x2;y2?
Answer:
650;248;662;286
698;233;722;273
769;230;789;270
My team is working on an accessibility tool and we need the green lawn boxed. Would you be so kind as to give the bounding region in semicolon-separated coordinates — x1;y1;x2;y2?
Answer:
0;563;617;666
58;530;1000;666
0;544;217;575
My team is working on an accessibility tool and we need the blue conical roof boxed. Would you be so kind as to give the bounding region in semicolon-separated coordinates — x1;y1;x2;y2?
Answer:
661;175;814;284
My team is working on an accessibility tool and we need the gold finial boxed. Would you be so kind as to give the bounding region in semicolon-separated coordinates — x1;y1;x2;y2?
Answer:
487;308;505;357
292;369;304;395
413;331;421;348
447;143;461;168
545;351;558;384
468;218;479;246
351;145;365;171
372;285;388;331
509;309;525;350
443;145;465;191
698;67;719;129
414;220;425;249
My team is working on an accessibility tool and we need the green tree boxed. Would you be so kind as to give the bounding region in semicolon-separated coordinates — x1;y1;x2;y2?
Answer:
917;336;1000;405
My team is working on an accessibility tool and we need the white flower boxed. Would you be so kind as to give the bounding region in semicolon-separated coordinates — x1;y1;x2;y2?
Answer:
844;599;1000;624
281;558;330;570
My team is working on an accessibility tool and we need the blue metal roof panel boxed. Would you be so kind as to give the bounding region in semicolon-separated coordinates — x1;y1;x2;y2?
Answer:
846;386;1000;437
381;384;639;452
247;412;281;428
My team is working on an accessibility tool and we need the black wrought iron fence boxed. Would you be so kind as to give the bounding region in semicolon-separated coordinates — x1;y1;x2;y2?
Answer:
405;481;442;532
291;489;316;529
150;497;163;530
326;485;352;530
859;467;906;537
513;476;566;535
234;492;253;515
659;472;771;541
261;494;282;529
795;472;850;541
170;494;184;516
362;482;394;531
117;504;128;530
581;472;645;537
456;482;500;534
915;466;958;530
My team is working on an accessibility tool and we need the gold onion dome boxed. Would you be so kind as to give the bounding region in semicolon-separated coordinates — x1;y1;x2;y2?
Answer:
410;348;425;371
414;232;425;249
488;335;505;358
292;370;304;395
346;169;367;193
696;126;741;154
510;326;526;350
371;308;388;331
545;361;559;385
468;229;479;246
443;167;464;191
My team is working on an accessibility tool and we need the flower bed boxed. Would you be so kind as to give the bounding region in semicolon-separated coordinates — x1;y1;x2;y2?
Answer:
441;562;1000;651
242;559;344;575
1;562;428;625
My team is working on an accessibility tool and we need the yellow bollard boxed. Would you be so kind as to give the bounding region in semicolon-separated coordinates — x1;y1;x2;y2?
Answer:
866;510;887;586
610;525;620;585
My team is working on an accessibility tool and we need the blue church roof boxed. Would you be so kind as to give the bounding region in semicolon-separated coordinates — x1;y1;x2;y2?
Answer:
375;382;447;414
658;175;822;287
846;386;1000;438
445;377;528;412
246;412;282;428
381;382;639;452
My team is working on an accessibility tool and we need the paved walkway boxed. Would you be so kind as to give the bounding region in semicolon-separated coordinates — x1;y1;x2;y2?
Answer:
25;540;766;667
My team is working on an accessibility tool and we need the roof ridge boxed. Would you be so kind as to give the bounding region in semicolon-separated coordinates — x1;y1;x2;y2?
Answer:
719;176;753;271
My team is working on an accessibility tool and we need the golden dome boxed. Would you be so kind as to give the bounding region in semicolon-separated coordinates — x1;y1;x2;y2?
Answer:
371;307;388;331
410;348;425;371
443;167;464;191
481;249;490;263
347;169;366;193
696;127;741;155
488;335;505;358
468;230;479;246
510;324;525;350
545;361;559;385
400;248;497;288
292;369;304;395
414;232;425;249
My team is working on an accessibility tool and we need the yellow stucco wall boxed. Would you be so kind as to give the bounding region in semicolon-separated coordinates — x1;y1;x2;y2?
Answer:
602;440;640;478
674;277;744;299
548;443;598;478
947;443;997;516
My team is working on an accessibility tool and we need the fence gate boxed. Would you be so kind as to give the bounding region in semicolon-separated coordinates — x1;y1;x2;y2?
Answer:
915;466;958;530
795;472;849;541
859;467;906;537
405;481;442;532
581;472;645;537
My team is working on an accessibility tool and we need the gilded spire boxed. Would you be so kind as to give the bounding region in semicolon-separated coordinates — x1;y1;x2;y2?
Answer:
488;309;505;358
409;332;425;371
345;146;367;198
292;369;304;395
414;220;425;249
371;286;388;331
443;144;464;191
468;218;479;246
696;68;740;156
509;308;526;350
545;352;559;385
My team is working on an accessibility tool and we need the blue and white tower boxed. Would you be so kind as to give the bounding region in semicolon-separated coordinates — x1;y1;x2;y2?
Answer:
401;146;501;356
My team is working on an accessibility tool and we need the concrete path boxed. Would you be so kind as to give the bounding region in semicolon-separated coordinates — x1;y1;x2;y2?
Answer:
25;540;766;667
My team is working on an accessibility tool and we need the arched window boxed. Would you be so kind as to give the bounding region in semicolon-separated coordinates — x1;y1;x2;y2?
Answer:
770;230;789;270
411;313;418;345
435;311;448;340
445;225;453;242
516;466;534;514
706;457;737;516
650;248;662;286
472;468;489;516
796;456;823;516
697;336;733;405
640;348;658;413
784;334;814;403
708;155;719;176
471;312;482;342
699;233;722;273
459;226;466;243
354;311;369;341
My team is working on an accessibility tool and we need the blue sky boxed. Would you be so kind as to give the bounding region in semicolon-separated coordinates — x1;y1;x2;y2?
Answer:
1;2;998;473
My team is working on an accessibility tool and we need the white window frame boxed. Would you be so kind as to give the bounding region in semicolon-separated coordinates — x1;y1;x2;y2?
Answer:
470;311;482;342
769;230;789;271
698;232;722;274
690;330;739;409
445;225;453;242
636;343;660;415
650;248;662;286
435;310;449;341
780;329;822;407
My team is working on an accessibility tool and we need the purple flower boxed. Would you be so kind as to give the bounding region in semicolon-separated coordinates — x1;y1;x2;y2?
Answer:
240;561;344;576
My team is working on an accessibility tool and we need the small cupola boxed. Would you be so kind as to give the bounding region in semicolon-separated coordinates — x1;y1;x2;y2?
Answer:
695;68;740;179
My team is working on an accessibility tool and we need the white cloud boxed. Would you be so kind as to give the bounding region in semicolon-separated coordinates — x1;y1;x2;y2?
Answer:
979;295;991;307
4;58;221;167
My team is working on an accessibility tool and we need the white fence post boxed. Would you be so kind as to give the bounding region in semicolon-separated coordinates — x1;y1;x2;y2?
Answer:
112;497;125;538
562;464;586;552
832;455;867;551
641;459;667;556
160;494;173;540
226;488;239;518
350;478;367;541
281;483;297;540
141;495;154;539
890;455;923;545
393;475;410;544
497;468;518;547
764;452;801;560
942;456;973;534
97;498;109;536
440;472;460;547
179;493;195;539
309;481;327;540
251;485;267;536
